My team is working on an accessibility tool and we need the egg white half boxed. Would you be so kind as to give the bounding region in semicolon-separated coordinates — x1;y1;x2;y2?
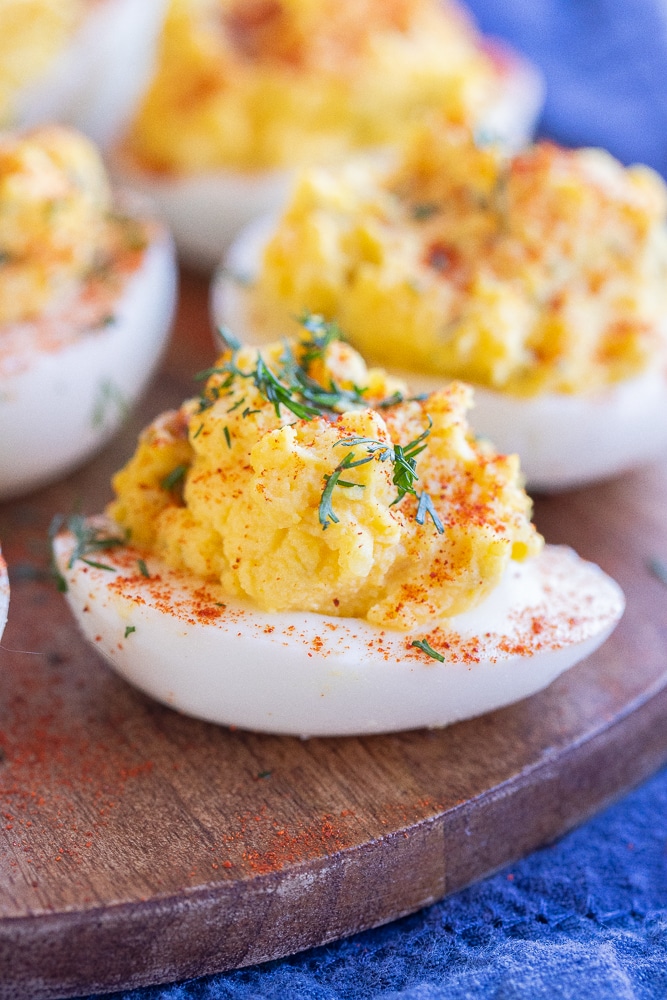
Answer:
113;45;542;269
214;217;667;492
54;524;624;737
0;210;177;501
0;550;8;641
14;0;168;148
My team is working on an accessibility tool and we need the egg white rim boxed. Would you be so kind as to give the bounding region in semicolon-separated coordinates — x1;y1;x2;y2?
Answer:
54;525;624;737
0;202;177;501
13;0;168;148
0;550;8;641
213;214;667;492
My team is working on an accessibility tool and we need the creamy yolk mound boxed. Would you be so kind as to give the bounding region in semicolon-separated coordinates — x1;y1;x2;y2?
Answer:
0;0;83;125
255;124;667;395
125;0;505;173
109;327;541;630
0;125;145;325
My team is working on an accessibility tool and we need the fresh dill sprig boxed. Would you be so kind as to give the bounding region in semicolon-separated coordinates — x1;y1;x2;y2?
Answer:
412;202;440;221
332;420;440;510
297;314;344;366
415;491;445;533
214;326;241;353
319;451;368;529
161;464;188;492
253;354;323;420
411;638;445;662
50;514;126;587
321;420;444;533
193;316;407;423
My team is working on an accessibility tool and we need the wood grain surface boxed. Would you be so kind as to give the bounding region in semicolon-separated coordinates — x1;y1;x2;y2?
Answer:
0;271;666;1000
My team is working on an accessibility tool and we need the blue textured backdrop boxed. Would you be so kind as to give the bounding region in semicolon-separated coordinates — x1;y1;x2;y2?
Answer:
87;3;667;996
469;0;667;174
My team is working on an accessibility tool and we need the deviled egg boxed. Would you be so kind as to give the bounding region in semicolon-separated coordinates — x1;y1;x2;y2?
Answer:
0;125;177;500
0;549;8;640
113;0;542;266
215;124;667;490
53;323;624;735
2;0;168;148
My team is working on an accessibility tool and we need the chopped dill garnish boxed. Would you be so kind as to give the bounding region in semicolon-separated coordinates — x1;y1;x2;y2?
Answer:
411;638;445;662
193;316;406;423
412;202;440;221
91;378;128;429
415;491;445;534
377;390;412;409
253;355;322;420
319;452;367;528
215;326;241;353
124;625;136;639
320;420;443;532
297;314;344;365
49;514;126;586
333;420;436;504
137;559;150;578
192;423;204;439
223;426;232;448
161;464;188;491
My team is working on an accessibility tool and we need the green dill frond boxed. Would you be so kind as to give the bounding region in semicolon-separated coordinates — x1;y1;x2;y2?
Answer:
50;514;126;579
411;638;445;662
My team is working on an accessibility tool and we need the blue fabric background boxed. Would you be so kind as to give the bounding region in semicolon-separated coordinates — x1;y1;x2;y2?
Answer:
86;3;667;997
469;0;667;175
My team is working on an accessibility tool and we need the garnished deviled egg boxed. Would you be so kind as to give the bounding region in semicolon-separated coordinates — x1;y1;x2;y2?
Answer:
0;549;8;640
215;124;667;490
0;125;177;501
113;0;542;267
2;0;168;148
53;323;624;735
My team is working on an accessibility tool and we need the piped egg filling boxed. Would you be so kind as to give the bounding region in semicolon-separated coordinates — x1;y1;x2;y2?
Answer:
215;122;667;488
109;322;541;629
0;124;177;499
123;0;537;176
0;123;115;323
0;0;82;126
250;124;667;396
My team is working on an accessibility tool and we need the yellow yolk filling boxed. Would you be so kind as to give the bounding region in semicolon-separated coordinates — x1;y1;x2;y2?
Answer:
125;0;504;173
0;125;117;324
109;331;541;630
254;125;667;395
0;0;83;125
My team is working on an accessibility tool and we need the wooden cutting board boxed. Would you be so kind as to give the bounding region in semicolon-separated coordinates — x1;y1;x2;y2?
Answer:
1;272;667;1000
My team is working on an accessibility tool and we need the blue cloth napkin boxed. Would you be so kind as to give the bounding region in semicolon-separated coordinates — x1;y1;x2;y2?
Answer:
86;3;667;997
468;0;667;174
